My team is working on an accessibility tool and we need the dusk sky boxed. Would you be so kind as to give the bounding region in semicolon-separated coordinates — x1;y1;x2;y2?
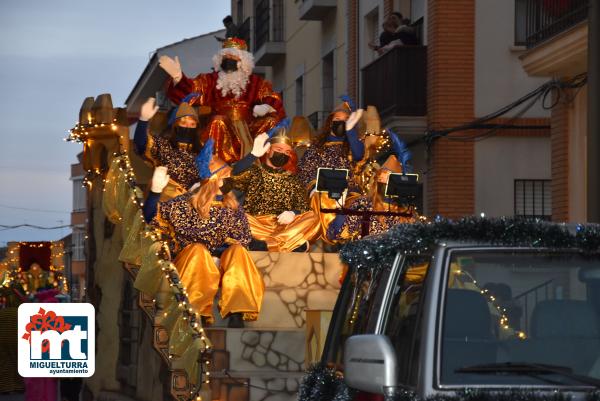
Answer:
0;1;229;246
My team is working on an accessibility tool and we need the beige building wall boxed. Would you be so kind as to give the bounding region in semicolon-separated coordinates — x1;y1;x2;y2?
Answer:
232;0;348;123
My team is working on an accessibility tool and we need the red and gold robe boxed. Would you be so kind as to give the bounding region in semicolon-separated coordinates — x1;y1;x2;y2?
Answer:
168;72;286;164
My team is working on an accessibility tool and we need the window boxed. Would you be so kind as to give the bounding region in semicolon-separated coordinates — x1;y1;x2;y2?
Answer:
440;250;600;386
364;7;379;62
72;177;86;212
514;179;551;219
324;267;391;367
295;76;304;116
236;0;244;25
322;51;334;114
514;0;527;46
384;256;430;386
72;229;85;261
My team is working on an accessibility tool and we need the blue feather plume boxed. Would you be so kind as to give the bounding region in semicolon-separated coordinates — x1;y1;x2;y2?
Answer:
167;107;178;127
387;129;413;173
182;92;201;104
195;138;214;180
266;117;290;139
339;95;356;112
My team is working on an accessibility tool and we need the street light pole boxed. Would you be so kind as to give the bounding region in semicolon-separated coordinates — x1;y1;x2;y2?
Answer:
587;0;600;222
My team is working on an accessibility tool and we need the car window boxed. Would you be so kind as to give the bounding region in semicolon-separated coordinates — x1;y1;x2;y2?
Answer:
324;266;391;368
439;250;600;387
383;255;431;386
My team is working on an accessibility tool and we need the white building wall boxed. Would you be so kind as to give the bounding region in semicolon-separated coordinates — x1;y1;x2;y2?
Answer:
157;30;225;79
475;0;549;118
475;136;551;217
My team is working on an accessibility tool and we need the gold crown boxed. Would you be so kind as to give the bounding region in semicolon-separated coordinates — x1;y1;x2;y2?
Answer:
175;102;198;121
270;127;292;146
222;37;248;51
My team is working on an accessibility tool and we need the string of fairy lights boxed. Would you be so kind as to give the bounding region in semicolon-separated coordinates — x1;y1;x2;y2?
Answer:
103;154;212;400
66;113;213;399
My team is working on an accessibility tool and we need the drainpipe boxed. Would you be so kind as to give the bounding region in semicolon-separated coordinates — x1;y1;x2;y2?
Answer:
587;0;600;222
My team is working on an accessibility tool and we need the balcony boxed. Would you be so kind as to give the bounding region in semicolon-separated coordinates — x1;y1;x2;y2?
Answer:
524;0;588;48
299;0;336;21
361;46;427;120
253;0;286;66
520;0;588;77
238;17;253;51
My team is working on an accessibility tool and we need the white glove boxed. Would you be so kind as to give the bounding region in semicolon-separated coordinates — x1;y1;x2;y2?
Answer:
158;55;183;83
251;133;271;158
140;97;159;122
277;211;296;225
151;166;170;193
345;108;364;131
253;104;276;117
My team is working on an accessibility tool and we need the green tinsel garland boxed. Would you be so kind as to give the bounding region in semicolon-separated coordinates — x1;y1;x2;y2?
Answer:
299;365;600;401
340;216;600;271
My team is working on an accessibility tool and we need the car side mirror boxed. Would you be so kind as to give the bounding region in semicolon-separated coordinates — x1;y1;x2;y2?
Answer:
344;334;398;394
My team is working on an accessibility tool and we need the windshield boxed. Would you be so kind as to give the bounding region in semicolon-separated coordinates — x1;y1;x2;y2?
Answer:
439;250;600;387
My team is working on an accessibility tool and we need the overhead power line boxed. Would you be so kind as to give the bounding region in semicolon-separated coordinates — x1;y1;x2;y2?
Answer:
0;204;70;214
0;224;72;231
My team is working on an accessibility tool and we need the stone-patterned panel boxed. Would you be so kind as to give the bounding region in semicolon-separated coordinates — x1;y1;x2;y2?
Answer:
225;329;305;373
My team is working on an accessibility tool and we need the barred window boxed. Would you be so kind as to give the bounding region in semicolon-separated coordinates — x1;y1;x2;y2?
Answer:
514;179;551;219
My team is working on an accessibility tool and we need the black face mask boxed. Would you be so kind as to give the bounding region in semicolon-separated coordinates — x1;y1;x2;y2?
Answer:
331;121;346;137
270;152;289;168
220;58;238;72
175;126;196;141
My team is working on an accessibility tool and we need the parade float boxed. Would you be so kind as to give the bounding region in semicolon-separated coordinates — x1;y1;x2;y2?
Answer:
63;34;421;401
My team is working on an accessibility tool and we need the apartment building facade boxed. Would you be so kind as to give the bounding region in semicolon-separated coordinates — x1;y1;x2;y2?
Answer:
235;0;556;220
70;151;87;300
520;0;590;223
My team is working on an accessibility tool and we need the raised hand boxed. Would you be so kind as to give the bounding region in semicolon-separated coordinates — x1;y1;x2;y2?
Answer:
158;55;182;83
151;166;170;193
140;97;159;122
251;133;271;158
345;108;364;131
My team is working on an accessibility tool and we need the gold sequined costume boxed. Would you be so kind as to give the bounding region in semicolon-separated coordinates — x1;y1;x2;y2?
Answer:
231;165;320;252
152;193;263;322
327;196;417;241
298;143;361;243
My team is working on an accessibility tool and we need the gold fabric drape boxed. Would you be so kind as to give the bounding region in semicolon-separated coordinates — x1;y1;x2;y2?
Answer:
102;155;211;387
246;211;321;252
309;192;360;244
174;243;264;323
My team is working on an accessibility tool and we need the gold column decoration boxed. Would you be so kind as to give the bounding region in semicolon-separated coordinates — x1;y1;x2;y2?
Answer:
102;153;213;400
305;309;333;368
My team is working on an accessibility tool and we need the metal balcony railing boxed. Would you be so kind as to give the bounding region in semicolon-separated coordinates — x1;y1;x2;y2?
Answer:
361;46;427;119
238;17;253;52
524;0;588;48
254;0;284;51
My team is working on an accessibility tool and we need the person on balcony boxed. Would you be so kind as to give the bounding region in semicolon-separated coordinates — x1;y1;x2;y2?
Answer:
222;119;320;252
134;96;230;201
297;98;364;243
159;37;286;164
144;140;264;328
369;13;418;56
327;132;419;242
